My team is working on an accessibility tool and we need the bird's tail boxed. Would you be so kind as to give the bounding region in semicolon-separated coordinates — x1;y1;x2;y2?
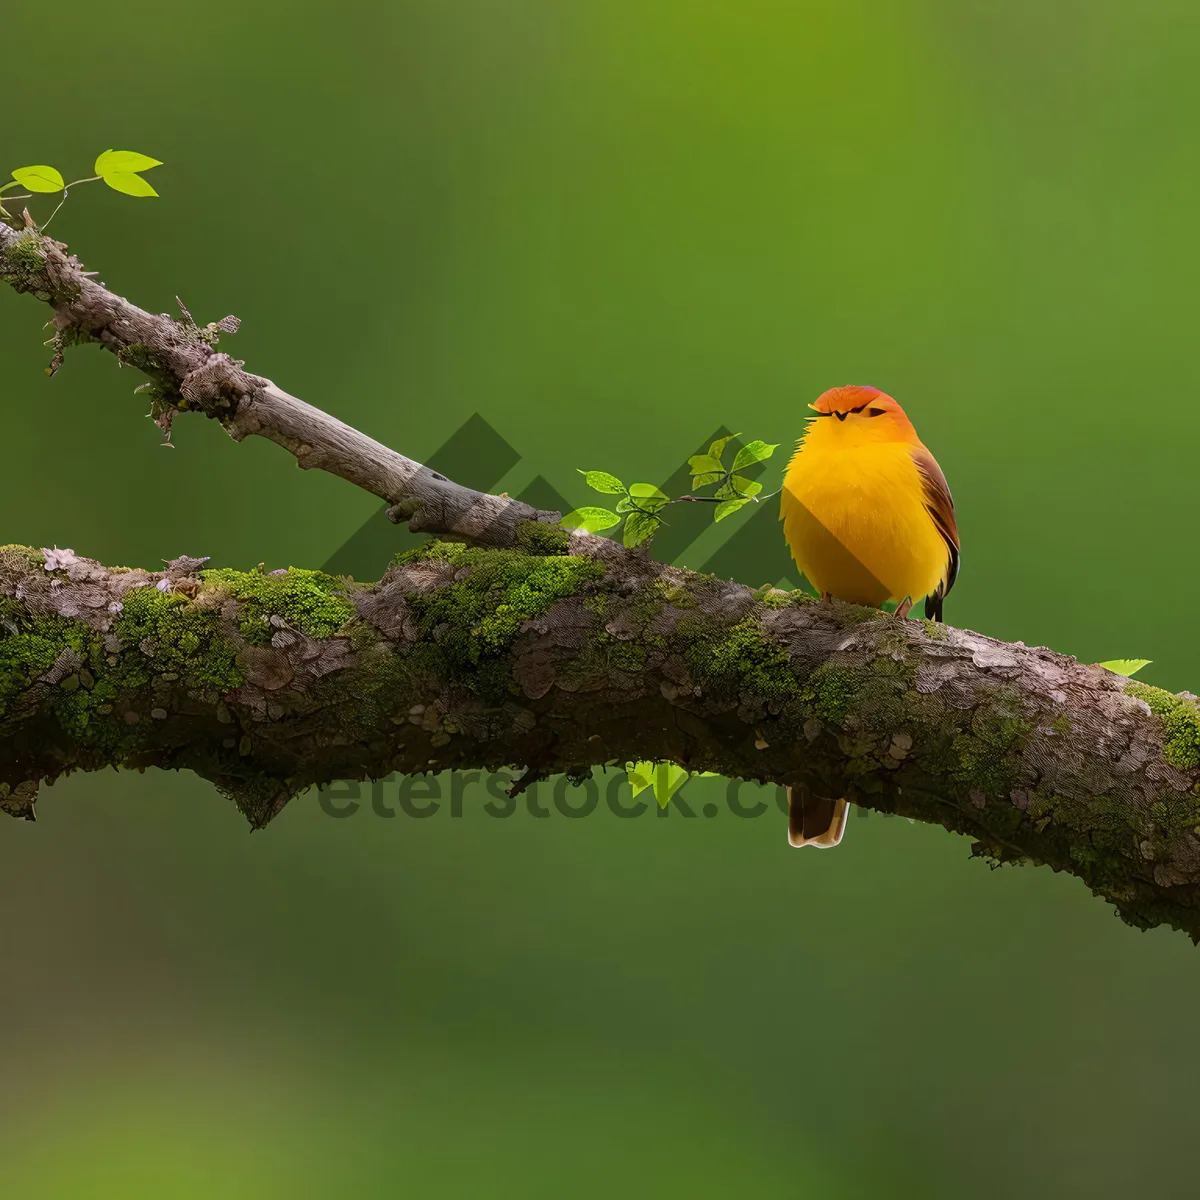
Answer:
787;785;849;849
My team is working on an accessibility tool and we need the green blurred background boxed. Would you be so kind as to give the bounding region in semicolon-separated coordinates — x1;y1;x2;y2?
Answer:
4;1;1200;1195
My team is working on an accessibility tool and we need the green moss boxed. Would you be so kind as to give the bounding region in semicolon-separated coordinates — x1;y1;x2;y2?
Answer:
1068;840;1098;868
685;616;794;705
398;542;605;701
658;579;697;610
116;343;155;370
1023;788;1055;821
1127;681;1200;770
566;580;670;678
39;586;248;745
921;619;948;640
1125;680;1173;716
608;639;648;674
0;544;45;567
200;567;355;644
513;520;572;556
617;578;668;640
558;628;649;688
388;544;429;571
477;564;601;652
0;616;89;715
842;604;886;625
0;566;350;745
753;586;792;610
950;708;1033;797
113;586;242;692
802;665;860;723
0;232;45;282
0;560;366;752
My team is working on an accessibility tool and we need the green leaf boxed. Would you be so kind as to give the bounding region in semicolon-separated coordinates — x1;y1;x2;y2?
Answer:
578;469;625;495
623;511;659;548
615;496;637;513
714;476;763;501
714;496;750;522
626;762;654;795
732;440;779;471
94;149;163;176
688;454;726;488
1097;659;1152;677
708;434;740;465
102;171;159;197
12;165;64;193
654;763;689;808
687;454;723;477
628;482;669;509
560;506;621;533
625;762;689;808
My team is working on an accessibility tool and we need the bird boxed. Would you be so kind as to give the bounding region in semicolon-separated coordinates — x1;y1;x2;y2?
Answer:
778;384;959;849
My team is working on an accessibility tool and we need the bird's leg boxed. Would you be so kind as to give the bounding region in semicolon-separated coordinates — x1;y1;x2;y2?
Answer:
894;596;914;619
820;591;833;603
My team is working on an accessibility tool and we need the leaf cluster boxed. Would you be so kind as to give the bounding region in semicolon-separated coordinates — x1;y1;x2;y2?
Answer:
560;472;669;548
626;761;718;809
686;432;778;521
560;433;779;548
1;149;163;220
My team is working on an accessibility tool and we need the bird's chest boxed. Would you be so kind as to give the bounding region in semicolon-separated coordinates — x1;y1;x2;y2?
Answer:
787;443;922;535
781;442;943;603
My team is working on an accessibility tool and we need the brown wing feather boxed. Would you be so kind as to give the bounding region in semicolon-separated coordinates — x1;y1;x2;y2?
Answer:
910;446;959;620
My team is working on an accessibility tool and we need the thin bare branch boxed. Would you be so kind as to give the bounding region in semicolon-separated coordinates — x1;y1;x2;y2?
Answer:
0;221;564;548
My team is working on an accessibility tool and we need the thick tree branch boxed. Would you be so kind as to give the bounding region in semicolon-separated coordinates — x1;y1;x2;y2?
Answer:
5;221;1200;940
1;542;1199;938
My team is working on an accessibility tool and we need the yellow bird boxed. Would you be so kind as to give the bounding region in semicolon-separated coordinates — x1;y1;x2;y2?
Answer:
779;385;959;848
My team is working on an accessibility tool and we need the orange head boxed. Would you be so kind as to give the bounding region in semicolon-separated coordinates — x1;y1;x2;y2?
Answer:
805;385;918;442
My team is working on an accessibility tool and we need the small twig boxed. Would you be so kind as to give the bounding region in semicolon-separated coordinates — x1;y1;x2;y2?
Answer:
39;188;70;234
506;766;545;799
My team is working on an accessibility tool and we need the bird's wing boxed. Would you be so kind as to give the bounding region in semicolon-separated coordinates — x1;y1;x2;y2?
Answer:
911;446;960;598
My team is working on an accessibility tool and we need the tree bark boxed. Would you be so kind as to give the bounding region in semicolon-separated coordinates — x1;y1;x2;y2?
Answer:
5;219;1200;940
2;540;1200;938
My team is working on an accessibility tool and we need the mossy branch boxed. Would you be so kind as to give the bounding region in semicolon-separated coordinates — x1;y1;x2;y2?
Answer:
2;541;1200;940
6;219;1200;940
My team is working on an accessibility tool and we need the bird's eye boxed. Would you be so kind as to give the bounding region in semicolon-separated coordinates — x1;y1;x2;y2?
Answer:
866;407;886;417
